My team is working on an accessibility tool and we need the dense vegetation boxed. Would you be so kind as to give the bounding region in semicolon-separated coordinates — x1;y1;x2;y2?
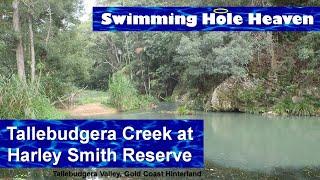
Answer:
1;0;84;118
1;0;320;118
0;76;63;119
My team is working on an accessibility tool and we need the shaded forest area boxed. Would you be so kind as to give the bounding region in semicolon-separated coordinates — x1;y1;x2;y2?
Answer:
1;0;320;119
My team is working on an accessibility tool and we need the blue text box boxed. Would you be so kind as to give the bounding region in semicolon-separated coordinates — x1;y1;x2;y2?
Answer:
93;7;320;31
0;120;204;168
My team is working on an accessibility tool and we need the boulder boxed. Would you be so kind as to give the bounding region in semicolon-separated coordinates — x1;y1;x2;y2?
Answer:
210;75;258;112
211;89;234;111
291;96;304;104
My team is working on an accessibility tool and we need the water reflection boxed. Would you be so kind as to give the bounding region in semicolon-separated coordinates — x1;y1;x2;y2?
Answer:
203;113;320;170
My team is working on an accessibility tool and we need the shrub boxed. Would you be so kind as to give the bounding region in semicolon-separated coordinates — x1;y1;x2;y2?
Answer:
273;97;317;116
272;97;293;115
237;84;265;104
41;76;74;102
108;73;156;111
292;101;316;116
237;84;267;114
177;105;192;115
0;76;64;119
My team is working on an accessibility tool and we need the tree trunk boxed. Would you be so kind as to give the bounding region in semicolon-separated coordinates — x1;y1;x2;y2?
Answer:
45;0;52;47
28;14;36;83
270;33;278;71
12;0;26;82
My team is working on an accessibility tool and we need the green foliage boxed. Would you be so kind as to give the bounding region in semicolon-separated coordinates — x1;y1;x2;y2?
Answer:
177;105;193;115
0;0;85;119
237;82;319;116
0;40;5;51
41;76;74;102
0;76;64;119
141;33;182;97
108;73;156;111
175;33;252;77
273;97;317;116
46;26;92;87
297;33;320;62
87;31;138;89
272;97;293;115
292;101;316;116
238;85;265;104
75;90;109;105
108;73;139;111
163;96;175;103
244;106;267;114
237;84;268;114
174;33;253;92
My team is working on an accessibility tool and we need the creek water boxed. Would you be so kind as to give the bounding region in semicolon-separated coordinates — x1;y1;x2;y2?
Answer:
92;111;320;171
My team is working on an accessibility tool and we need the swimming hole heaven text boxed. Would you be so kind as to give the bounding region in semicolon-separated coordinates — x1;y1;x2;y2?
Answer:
101;12;314;28
93;7;320;31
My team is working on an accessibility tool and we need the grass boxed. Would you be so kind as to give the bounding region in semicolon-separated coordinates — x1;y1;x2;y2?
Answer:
273;96;318;116
237;83;320;116
177;105;193;115
75;90;109;105
0;76;64;119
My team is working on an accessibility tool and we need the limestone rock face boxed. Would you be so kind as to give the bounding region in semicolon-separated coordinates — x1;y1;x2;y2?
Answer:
210;75;258;112
211;89;234;111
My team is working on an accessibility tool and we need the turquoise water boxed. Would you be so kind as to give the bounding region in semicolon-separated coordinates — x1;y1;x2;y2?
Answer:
93;112;320;171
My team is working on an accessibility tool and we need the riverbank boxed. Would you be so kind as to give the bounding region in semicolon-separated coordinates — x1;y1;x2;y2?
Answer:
65;103;118;117
61;90;118;118
171;75;320;117
61;88;320;118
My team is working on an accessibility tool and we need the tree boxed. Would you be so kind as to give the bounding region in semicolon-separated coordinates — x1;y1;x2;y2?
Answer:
26;0;36;82
12;0;26;82
174;33;252;91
